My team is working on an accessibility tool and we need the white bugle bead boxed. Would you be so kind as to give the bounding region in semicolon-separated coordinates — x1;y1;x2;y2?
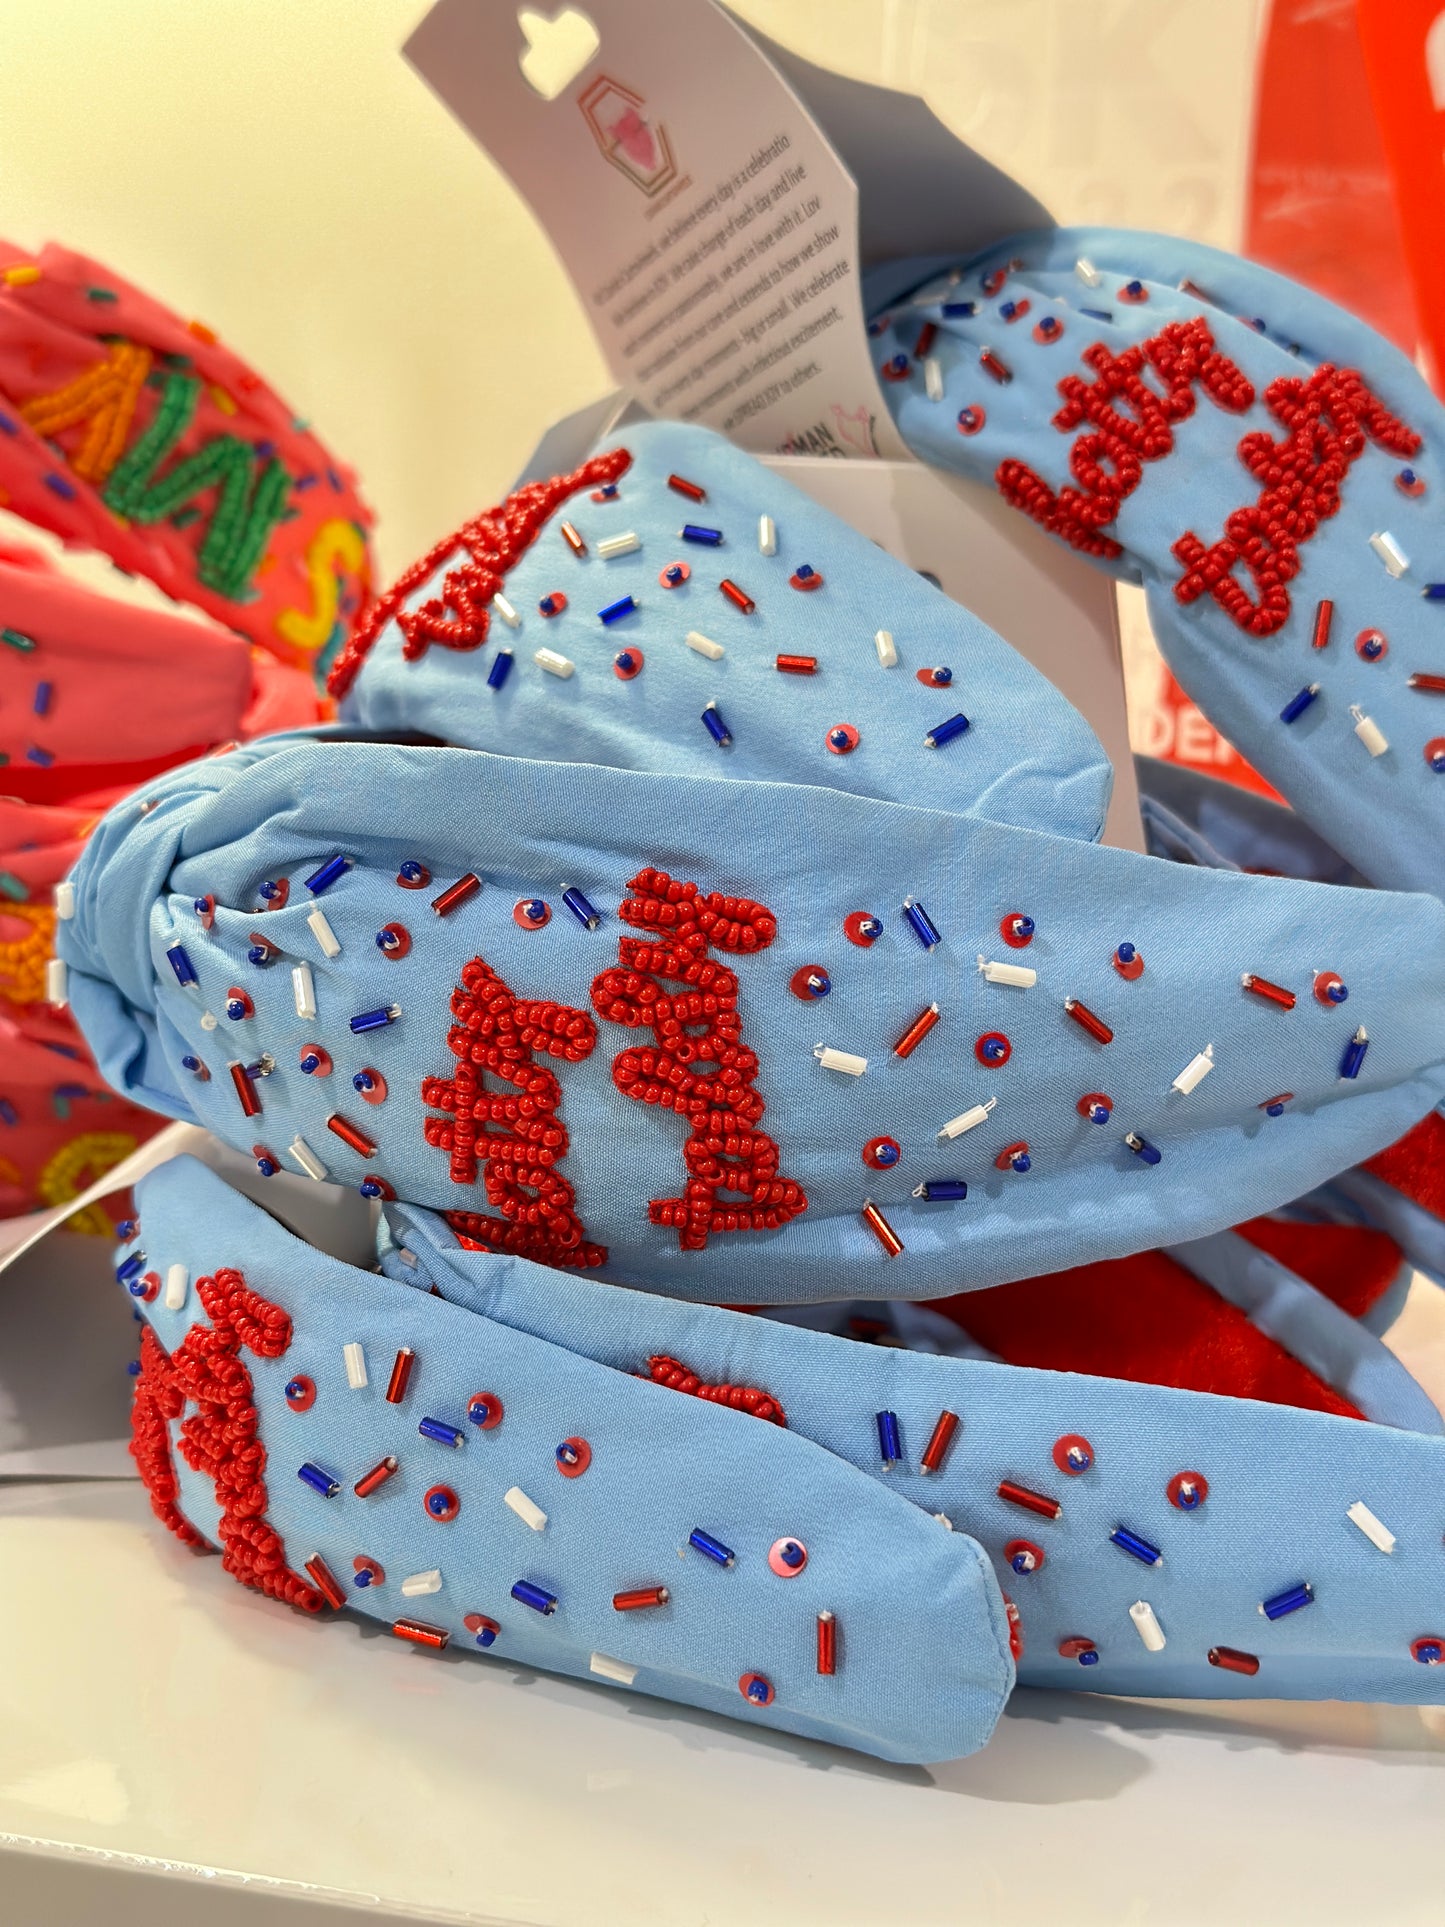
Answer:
1346;1499;1396;1554
1171;1044;1215;1095
292;961;316;1019
1130;1600;1166;1651
685;629;725;660
401;1569;442;1597
1351;704;1389;756
54;880;75;920
814;1043;868;1076
590;1652;638;1686
534;647;575;678
307;907;341;958
343;1342;368;1390
874;629;898;668
163;1264;189;1311
924;356;944;402
596;532;641;559
504;1486;548;1532
978;955;1037;988
1369;530;1409;577
491;591;521;627
758;514;777;555
46;958;67;1006
939;1098;996;1139
288;1135;328;1182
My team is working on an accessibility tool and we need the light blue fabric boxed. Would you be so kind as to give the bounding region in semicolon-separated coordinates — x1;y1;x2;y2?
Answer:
868;228;1445;897
1166;1228;1440;1433
57;730;1445;1302
336;419;1113;846
130;1156;1014;1766
122;1156;1445;1761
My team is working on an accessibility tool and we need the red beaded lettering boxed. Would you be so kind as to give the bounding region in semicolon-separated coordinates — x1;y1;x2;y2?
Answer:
328;446;632;698
645;1352;787;1425
1172;364;1421;636
423;957;606;1270
996;317;1254;560
590;868;807;1252
129;1267;324;1613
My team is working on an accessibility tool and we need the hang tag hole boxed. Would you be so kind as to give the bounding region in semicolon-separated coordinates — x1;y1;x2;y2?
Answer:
518;6;600;101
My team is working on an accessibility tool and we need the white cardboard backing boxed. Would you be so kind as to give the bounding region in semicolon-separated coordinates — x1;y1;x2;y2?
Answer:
405;0;915;456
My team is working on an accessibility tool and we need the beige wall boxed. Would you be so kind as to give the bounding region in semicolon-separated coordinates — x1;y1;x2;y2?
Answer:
0;0;1260;579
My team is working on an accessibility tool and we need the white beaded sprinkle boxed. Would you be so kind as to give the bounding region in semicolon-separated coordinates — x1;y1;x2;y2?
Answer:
874;629;898;669
814;1043;867;1076
924;356;944;402
292;961;316;1020
163;1263;189;1312
45;958;67;1007
54;880;75;920
1351;704;1389;756
685;629;725;660
1171;1044;1215;1095
590;1652;638;1686
758;514;777;556
307;907;340;959
1130;1599;1166;1651
1347;1499;1396;1553
491;592;521;628
504;1486;548;1532
939;1098;996;1139
343;1342;368;1390
534;647;575;678
288;1135;328;1181
401;1569;442;1597
597;531;641;559
1075;257;1102;287
978;955;1036;988
1369;530;1409;577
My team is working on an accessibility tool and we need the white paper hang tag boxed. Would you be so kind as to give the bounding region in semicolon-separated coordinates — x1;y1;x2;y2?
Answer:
405;0;911;457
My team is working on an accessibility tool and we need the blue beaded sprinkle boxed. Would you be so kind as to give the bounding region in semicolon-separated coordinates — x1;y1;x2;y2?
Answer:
913;1178;968;1201
297;1462;341;1498
487;648;514;690
902;898;942;950
598;594;638;625
924;712;971;750
688;1527;736;1568
1110;1525;1163;1567
418;1416;465;1449
166;941;198;987
681;523;723;546
1280;683;1321;724
304;854;350;895
562;886;602;930
1261;1581;1313;1621
876;1410;902;1469
511;1579;558;1615
350;1004;401;1034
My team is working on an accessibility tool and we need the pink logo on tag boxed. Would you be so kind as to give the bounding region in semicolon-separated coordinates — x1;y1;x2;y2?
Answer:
579;75;678;197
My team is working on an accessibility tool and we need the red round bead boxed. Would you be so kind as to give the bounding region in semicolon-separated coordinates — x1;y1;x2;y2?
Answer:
739;1671;775;1706
1053;1433;1094;1475
556;1437;592;1478
862;1135;902;1170
377;921;411;960
1168;1469;1209;1510
1005;1537;1045;1574
513;897;552;928
612;647;644;679
1000;912;1035;949
424;1484;461;1522
468;1391;504;1431
826;723;860;755
975;1030;1012;1067
956;405;987;435
843;911;883;947
285;1375;316;1412
790;965;831;1001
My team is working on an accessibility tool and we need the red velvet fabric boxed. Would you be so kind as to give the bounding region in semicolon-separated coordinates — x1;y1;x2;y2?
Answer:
1362;1110;1445;1220
927;1248;1363;1419
1236;1216;1402;1318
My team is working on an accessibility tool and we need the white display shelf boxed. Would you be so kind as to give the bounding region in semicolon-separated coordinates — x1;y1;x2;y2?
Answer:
3;1470;1445;1926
